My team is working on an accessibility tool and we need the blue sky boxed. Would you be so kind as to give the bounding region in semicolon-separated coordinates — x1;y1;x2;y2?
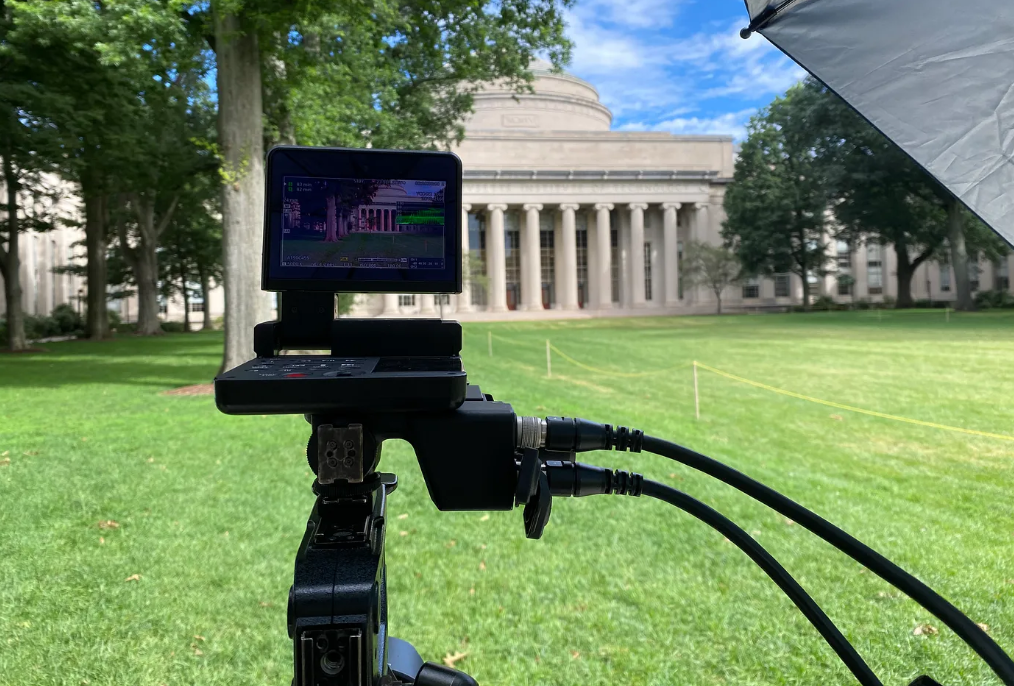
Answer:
563;0;805;139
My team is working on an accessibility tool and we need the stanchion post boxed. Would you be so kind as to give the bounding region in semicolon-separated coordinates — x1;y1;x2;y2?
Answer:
546;340;552;379
488;330;492;357
693;361;700;420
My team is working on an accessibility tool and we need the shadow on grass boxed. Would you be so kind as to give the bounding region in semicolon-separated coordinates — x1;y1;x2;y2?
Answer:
0;333;222;389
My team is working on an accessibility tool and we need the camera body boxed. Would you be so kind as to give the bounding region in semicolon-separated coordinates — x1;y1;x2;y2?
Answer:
213;146;517;686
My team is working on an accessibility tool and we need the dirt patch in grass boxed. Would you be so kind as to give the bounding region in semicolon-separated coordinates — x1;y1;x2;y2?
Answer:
162;383;214;396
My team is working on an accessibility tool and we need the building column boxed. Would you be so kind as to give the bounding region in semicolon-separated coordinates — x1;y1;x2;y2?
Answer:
559;204;580;310
419;294;436;315
662;202;680;306
486;204;508;312
521;204;543;310
692;202;710;243
629;203;648;307
594;203;613;308
458;204;473;312
382;294;399;315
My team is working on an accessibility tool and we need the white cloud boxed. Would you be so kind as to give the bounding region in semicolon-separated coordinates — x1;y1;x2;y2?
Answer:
620;108;757;139
562;9;806;135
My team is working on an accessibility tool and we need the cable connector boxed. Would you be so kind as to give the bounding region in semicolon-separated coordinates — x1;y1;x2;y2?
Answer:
543;460;643;498
542;417;643;453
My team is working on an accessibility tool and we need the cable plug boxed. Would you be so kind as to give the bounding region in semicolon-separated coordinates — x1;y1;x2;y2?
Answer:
543;460;643;498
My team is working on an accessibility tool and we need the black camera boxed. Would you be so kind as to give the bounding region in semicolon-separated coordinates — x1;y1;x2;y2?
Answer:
214;147;526;686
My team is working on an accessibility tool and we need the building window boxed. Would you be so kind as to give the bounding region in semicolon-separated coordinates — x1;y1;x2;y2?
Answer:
867;243;883;295
576;217;588;308
838;279;852;296
939;264;951;292
398;294;416;307
774;273;790;298
158;299;168;315
643;241;653;301
995;260;1009;291
190;301;205;313
610;228;620;304
968;260;980;291
540;213;555;308
468;213;487;306
504;211;521;310
677;240;684;299
742;277;760;299
836;240;851;269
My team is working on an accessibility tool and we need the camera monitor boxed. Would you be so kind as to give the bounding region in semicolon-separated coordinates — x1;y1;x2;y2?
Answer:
263;146;462;293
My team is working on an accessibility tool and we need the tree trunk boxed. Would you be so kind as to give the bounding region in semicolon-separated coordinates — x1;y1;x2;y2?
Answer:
215;9;272;371
894;245;915;309
715;292;722;315
126;195;170;336
199;267;213;330
182;274;191;333
948;199;974;311
800;272;811;311
81;168;109;340
133;245;162;335
2;151;26;350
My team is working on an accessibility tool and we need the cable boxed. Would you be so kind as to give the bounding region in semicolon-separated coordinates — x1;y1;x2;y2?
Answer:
543;462;882;686
639;479;883;686
636;434;1014;686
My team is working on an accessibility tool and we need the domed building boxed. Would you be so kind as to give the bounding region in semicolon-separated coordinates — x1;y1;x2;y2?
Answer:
362;60;757;318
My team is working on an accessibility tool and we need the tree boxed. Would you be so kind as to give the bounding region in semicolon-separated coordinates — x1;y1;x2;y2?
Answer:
682;242;741;315
160;178;222;331
804;78;950;308
181;0;574;370
723;85;831;310
0;0;69;350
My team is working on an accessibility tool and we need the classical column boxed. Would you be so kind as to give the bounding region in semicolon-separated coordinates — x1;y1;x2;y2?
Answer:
486;204;508;312
419;294;436;315
662;202;681;306
382;294;399;315
594;204;613;308
522;204;543;310
458;204;473;312
558;204;580;309
693;202;710;243
629;203;647;307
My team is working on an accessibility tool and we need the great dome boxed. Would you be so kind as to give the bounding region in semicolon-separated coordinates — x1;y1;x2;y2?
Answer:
464;59;613;133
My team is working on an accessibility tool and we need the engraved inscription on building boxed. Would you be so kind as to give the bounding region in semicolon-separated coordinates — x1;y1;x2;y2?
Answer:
502;114;539;128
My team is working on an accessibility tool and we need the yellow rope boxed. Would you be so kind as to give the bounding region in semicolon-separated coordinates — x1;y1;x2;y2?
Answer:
694;361;1014;443
549;343;689;378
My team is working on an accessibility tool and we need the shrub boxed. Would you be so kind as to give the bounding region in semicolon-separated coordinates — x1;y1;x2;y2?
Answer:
51;304;85;336
161;321;186;333
882;295;897;308
974;289;1014;309
107;308;123;331
854;298;871;310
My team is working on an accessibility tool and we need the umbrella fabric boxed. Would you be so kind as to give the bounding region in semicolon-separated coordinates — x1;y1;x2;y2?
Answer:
744;0;1014;247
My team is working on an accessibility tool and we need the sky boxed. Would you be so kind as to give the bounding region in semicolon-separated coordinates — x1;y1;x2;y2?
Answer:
563;0;806;140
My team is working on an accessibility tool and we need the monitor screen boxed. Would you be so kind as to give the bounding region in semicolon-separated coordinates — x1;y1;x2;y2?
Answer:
263;147;461;293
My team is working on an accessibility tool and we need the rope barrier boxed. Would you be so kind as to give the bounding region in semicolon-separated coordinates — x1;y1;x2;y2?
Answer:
694;361;1014;443
463;329;1012;443
549;343;690;378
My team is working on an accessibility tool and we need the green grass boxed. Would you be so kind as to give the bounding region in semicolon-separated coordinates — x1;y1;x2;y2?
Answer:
2;311;1013;686
284;232;443;265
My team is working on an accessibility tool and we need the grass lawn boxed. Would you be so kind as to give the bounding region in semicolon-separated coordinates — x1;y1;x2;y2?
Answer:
1;311;1013;686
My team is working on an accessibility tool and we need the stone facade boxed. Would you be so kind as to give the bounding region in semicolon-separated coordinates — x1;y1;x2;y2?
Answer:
3;63;1012;330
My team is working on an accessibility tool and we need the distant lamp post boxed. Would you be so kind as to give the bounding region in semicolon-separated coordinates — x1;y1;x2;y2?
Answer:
77;288;84;316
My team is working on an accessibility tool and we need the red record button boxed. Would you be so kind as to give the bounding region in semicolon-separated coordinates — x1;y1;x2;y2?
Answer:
284;372;307;378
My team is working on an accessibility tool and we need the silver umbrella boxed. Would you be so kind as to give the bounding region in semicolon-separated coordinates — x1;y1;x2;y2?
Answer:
741;0;1014;246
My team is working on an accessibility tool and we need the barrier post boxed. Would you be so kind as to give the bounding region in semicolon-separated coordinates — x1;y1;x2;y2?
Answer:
693;361;700;420
546;340;552;379
487;330;492;357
